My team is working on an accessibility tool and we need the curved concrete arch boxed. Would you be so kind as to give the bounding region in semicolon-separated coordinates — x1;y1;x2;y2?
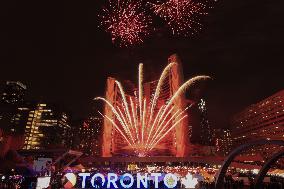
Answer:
254;150;284;188
215;139;284;189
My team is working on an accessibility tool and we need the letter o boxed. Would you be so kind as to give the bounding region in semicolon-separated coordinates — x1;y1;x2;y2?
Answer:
120;173;134;188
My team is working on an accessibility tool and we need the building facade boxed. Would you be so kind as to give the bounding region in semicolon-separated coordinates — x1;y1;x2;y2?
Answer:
23;103;71;149
76;116;103;156
231;90;284;155
0;81;29;135
0;81;73;155
1;81;26;104
198;99;214;146
216;129;233;156
0;81;29;156
101;54;190;157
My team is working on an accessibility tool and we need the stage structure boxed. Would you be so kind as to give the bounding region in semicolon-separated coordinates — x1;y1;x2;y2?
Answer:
100;54;209;157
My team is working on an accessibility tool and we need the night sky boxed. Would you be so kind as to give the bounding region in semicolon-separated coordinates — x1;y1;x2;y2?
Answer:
0;0;283;128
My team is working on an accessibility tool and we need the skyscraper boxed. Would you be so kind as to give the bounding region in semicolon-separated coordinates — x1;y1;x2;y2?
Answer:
0;81;29;134
198;99;214;146
0;81;29;155
23;103;71;149
1;81;26;104
216;129;233;156
76;116;103;156
0;106;29;135
88;116;103;156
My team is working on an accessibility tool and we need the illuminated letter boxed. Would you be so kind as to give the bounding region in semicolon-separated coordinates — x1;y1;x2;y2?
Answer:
163;173;178;188
137;173;148;188
107;173;118;188
120;173;134;188
91;173;105;188
78;173;90;188
151;173;161;188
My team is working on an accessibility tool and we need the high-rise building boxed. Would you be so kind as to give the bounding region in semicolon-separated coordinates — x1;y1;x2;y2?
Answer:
189;98;214;146
231;90;284;155
0;81;30;155
76;116;103;156
102;54;189;157
0;106;30;135
0;81;29;135
88;116;103;156
216;129;233;156
1;81;26;104
198;99;214;146
23;103;71;149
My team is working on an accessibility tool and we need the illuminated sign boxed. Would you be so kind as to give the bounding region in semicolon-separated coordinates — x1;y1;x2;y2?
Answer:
180;173;198;189
36;176;51;189
63;173;77;188
63;172;179;189
63;172;200;189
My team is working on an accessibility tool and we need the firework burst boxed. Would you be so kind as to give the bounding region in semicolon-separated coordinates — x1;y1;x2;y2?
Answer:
95;63;211;156
151;0;208;36
99;0;151;47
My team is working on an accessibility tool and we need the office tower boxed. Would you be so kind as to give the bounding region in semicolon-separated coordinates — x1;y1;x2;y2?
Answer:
77;116;103;156
231;90;284;155
0;81;29;134
216;129;233;156
1;81;26;104
198;99;214;145
0;81;29;155
23;103;71;149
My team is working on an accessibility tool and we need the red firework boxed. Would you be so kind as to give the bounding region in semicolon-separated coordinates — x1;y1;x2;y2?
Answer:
99;0;152;47
151;0;208;36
